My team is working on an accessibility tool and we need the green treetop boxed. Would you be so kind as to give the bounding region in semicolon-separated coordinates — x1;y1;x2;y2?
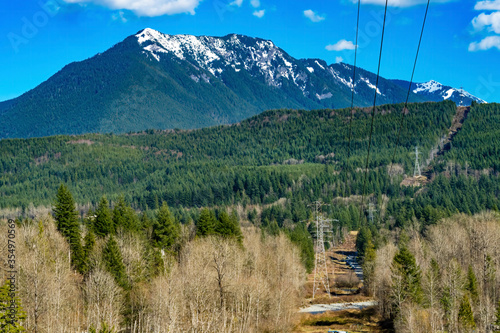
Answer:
94;196;113;237
152;202;180;250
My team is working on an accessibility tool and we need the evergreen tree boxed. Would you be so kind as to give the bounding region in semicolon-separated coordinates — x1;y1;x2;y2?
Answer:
0;279;26;332
112;196;139;232
152;202;179;250
362;240;376;295
289;223;314;273
214;211;243;243
53;184;78;239
102;235;129;289
81;230;96;274
465;265;479;303
391;246;423;305
458;294;476;330
196;209;216;237
355;226;372;261
53;184;85;272
229;211;243;244
94;196;113;237
84;230;96;258
140;211;152;230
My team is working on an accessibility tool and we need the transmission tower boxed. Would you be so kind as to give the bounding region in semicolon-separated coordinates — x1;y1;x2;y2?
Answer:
309;201;332;299
412;146;421;177
367;202;377;223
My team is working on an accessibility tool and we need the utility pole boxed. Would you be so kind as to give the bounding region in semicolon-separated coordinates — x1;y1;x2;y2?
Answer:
310;201;332;299
367;202;377;224
412;146;421;177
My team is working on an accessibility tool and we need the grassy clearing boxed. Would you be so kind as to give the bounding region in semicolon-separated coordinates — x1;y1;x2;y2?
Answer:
293;307;393;333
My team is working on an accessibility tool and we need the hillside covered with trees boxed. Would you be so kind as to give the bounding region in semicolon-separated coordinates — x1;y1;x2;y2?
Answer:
1;100;499;332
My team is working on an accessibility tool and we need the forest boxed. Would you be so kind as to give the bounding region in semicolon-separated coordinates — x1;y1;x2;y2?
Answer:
0;100;499;332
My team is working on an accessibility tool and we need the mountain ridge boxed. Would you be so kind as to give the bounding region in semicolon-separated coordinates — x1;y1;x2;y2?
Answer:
0;28;485;139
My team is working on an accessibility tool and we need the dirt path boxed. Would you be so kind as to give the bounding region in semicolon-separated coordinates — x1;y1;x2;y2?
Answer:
424;106;470;174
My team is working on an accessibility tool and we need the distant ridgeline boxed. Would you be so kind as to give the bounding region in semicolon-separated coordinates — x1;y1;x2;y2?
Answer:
1;100;499;229
0;28;484;139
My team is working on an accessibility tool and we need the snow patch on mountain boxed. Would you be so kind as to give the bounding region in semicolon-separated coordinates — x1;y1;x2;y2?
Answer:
361;77;381;95
136;28;305;91
328;67;353;89
443;88;454;100
414;80;443;94
315;60;325;70
413;80;486;104
316;92;333;100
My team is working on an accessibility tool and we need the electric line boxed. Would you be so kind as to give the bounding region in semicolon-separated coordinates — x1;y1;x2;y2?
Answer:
343;0;361;199
387;0;431;179
359;0;389;223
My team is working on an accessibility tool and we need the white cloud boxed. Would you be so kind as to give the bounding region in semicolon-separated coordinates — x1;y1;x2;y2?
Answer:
475;0;500;10
469;35;500;51
253;9;265;17
335;56;344;63
250;0;260;8
303;9;325;22
62;0;202;17
350;0;453;7
472;11;500;33
229;0;243;6
326;39;357;51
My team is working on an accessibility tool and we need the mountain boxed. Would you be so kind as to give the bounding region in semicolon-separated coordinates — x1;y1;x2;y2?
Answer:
391;79;486;105
0;28;480;139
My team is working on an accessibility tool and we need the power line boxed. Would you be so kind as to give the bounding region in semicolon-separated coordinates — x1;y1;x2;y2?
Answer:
359;0;389;223
387;0;431;179
343;0;361;199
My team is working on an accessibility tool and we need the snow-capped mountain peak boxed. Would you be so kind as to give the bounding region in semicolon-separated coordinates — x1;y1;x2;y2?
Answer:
413;80;443;94
135;28;308;89
412;80;486;104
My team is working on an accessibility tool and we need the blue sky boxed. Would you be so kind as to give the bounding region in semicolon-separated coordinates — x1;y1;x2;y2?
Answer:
1;0;500;102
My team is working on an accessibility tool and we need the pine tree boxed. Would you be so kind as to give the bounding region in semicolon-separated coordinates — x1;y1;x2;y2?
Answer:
465;265;479;303
140;211;152;230
355;226;372;261
53;184;84;272
362;240;376;295
84;230;96;258
112;196;139;232
81;230;96;274
152;202;179;250
53;184;78;239
458;294;476;330
196;208;216;237
94;196;113;237
391;246;423;305
102;235;129;289
215;211;232;237
0;279;27;332
289;223;314;273
229;211;243;244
